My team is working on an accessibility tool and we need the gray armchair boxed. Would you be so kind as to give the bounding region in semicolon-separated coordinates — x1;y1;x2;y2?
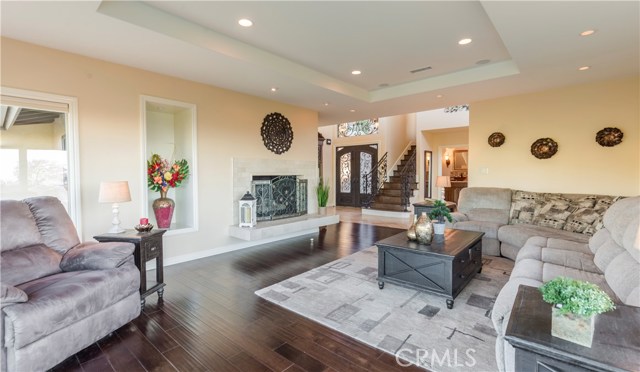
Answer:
1;197;141;372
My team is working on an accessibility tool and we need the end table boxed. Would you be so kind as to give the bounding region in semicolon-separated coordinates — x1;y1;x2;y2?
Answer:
504;285;640;372
94;229;166;308
413;200;457;217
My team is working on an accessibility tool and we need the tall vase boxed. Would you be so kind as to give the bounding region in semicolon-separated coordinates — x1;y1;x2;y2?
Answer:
415;212;434;245
153;189;175;229
407;214;418;241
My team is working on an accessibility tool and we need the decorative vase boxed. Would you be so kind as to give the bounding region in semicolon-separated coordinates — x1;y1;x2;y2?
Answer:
551;306;595;347
433;222;446;235
415;212;434;245
407;215;417;241
153;189;175;229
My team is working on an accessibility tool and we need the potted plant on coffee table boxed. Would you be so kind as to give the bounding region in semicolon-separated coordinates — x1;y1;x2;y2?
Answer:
540;277;615;347
428;200;453;235
316;178;330;214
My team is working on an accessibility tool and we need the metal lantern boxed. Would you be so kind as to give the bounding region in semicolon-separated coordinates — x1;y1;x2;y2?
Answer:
239;191;257;228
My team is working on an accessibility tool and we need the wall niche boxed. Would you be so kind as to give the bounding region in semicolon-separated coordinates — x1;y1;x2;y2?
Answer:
141;95;198;235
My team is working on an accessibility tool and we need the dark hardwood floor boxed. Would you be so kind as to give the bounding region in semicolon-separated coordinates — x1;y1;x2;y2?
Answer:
52;222;426;372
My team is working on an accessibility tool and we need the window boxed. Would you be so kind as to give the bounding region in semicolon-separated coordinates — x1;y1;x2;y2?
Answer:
337;119;379;137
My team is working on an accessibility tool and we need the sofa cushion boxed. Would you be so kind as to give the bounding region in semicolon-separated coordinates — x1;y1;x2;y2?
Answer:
0;244;62;286
0;200;43;252
604;252;640;306
516;237;599;273
509;190;545;224
24;196;80;254
60;242;135;271
498;224;588;251
602;196;640;261
457;187;512;224
5;263;140;349
510;258;543;281
541;263;617;301
452;220;501;239
1;283;28;305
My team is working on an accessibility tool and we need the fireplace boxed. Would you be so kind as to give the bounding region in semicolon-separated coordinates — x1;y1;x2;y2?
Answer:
251;176;308;221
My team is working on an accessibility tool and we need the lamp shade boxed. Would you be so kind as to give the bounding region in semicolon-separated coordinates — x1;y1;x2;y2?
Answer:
435;176;451;188
98;181;131;203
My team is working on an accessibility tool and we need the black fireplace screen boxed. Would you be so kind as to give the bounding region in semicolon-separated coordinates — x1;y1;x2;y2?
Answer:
252;175;308;221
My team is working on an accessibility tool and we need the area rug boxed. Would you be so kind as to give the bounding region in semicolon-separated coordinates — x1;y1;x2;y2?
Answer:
255;246;514;371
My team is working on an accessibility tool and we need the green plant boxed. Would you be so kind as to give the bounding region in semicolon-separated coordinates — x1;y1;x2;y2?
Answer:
540;277;615;317
316;179;330;207
428;200;453;223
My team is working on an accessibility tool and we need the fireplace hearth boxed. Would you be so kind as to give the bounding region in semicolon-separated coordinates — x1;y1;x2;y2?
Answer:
251;176;308;221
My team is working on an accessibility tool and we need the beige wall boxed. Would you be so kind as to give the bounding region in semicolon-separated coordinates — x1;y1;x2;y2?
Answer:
1;37;318;260
470;77;639;196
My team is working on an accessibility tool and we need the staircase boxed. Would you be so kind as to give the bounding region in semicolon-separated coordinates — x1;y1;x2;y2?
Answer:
370;145;418;212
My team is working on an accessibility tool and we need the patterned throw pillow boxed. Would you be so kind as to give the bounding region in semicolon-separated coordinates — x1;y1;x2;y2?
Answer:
509;190;545;224
564;196;624;235
533;194;574;229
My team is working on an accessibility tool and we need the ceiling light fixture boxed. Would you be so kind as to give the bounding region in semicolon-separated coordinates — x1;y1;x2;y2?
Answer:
458;38;472;45
580;29;596;36
324;102;329;106
436;94;443;98
351;70;362;75
578;66;590;71
350;109;356;112
238;19;253;27
270;87;278;92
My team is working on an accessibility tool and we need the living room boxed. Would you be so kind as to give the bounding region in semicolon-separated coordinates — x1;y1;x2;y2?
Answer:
1;1;639;371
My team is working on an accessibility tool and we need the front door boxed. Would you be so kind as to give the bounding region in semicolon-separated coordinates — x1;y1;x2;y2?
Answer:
335;144;378;207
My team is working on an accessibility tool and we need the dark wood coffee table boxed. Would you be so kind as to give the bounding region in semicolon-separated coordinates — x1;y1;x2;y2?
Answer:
375;229;483;309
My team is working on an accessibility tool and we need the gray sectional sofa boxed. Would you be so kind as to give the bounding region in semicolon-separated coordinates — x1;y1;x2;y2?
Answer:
448;188;639;371
1;197;141;372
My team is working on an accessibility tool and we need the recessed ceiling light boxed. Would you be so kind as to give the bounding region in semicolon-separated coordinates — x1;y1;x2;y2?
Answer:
580;29;596;36
458;38;472;45
324;102;329;106
436;94;443;98
350;109;356;112
578;66;590;71
270;87;278;92
238;18;253;27
351;70;362;75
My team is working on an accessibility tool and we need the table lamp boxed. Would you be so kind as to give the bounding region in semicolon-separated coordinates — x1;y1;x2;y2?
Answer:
99;181;131;233
436;176;451;201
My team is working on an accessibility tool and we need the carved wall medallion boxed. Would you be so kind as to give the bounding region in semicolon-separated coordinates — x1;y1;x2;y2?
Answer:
531;138;558;159
595;127;623;147
261;112;293;154
488;132;505;147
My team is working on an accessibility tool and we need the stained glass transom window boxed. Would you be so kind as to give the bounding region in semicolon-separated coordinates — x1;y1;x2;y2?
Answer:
340;153;351;193
337;119;379;137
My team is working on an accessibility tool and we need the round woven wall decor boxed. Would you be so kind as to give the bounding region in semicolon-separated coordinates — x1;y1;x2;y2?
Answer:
531;138;558;159
488;132;505;147
595;127;623;147
261;112;293;154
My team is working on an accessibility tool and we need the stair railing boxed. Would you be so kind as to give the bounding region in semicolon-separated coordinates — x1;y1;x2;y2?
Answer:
361;152;388;208
398;149;417;211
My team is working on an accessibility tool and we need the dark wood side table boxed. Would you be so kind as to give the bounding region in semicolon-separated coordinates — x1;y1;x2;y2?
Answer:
94;229;166;308
413;200;457;218
375;229;483;309
504;285;640;372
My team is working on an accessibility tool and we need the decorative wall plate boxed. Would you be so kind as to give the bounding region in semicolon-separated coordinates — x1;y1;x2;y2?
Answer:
595;127;623;147
261;112;293;154
488;132;505;147
531;138;558;159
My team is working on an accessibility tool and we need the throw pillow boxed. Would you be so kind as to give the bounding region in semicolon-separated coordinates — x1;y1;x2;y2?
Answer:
509;190;545;224
533;194;573;229
564;196;624;235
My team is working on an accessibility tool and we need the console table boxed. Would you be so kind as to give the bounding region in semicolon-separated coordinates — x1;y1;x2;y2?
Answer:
94;229;166;308
413;200;456;217
504;285;640;372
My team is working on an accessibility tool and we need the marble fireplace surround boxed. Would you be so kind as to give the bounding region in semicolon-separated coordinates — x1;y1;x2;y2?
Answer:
229;158;338;241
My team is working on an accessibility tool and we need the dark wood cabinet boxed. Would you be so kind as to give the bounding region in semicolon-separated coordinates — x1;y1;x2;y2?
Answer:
445;182;467;204
413;200;456;218
505;285;640;372
94;229;166;308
